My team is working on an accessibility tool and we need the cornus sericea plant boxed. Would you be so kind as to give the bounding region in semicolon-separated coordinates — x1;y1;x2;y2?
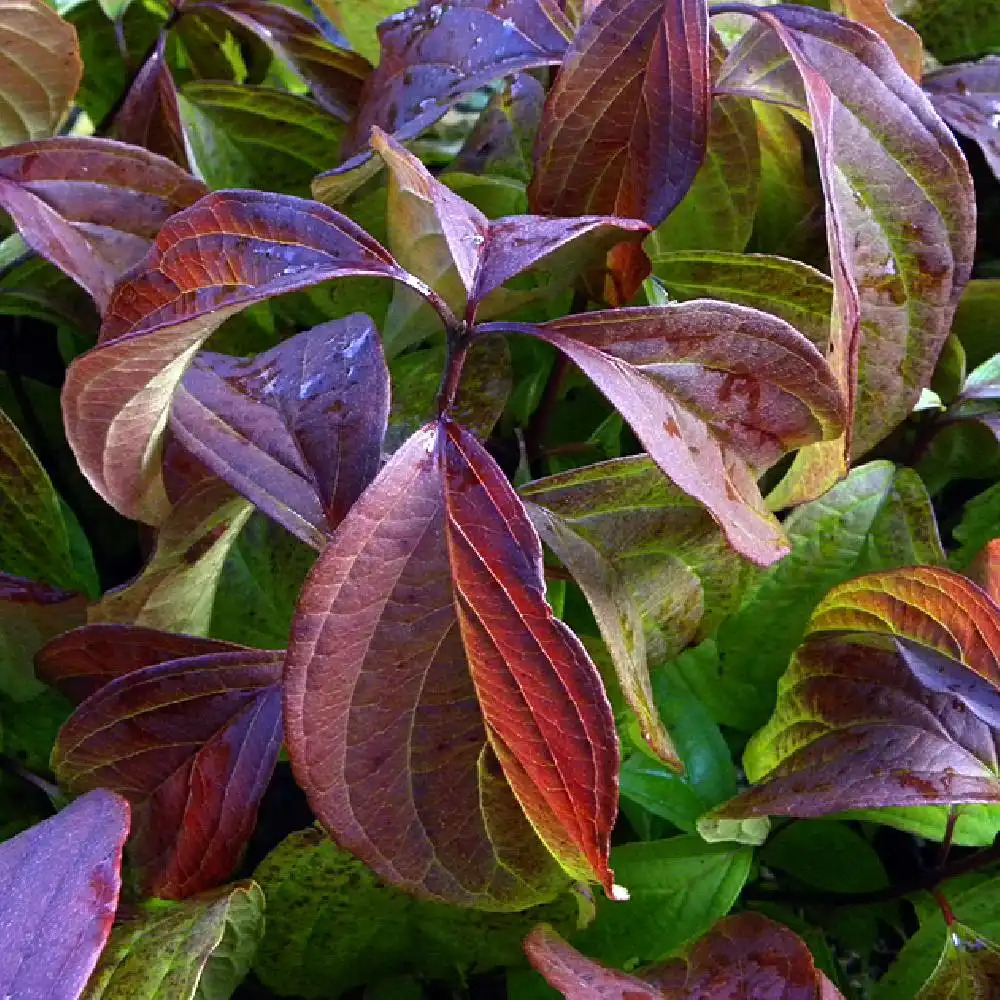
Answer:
2;0;1000;996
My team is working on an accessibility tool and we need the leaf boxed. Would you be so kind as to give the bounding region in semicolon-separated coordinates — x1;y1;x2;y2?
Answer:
518;301;845;566
82;881;264;1000
62;189;412;524
112;37;187;169
251;828;581;998
87;479;254;636
52;642;283;898
574;837;753;968
0;789;129;1000
914;923;1000;999
650;251;833;348
0;0;82;144
0;404;97;594
831;0;923;81
970;539;1000;605
713;462;944;730
169;316;389;550
925;57;1000;185
283;422;618;906
900;0;1000;63
316;0;409;63
178;83;346;197
720;7;975;503
0;138;206;310
0;572;86;702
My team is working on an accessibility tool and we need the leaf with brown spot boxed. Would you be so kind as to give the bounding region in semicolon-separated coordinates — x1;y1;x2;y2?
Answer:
0;0;82;145
53;642;283;899
170;315;389;550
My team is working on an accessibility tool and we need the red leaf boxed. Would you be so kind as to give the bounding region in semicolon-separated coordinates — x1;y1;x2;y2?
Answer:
284;422;619;905
0;137;206;309
53;645;283;899
0;789;129;1000
63;189;412;524
170;315;389;548
36;623;245;703
529;0;711;300
970;539;1000;605
112;37;188;169
503;302;845;565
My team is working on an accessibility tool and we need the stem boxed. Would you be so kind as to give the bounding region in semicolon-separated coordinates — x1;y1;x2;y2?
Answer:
436;324;471;417
937;806;959;869
933;888;956;927
525;355;569;469
0;754;60;804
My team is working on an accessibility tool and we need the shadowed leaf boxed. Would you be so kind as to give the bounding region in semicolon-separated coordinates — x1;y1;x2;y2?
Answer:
170;315;389;549
914;923;1000;999
82;881;264;1000
0;0;82;144
53;643;283;899
0;137;206;310
513;301;845;565
62;189;412;524
0;789;129;1000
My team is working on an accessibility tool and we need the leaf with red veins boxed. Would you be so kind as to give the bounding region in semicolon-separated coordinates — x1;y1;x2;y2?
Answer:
509;301;845;565
0;789;129;1000
62;189;412;525
0;137;205;309
36;623;245;704
170;315;389;549
52;646;283;899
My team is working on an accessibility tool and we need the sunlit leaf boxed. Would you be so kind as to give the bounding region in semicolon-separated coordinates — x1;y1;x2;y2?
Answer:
315;0;408;63
0;0;82;145
0;789;129;1000
53;641;283;898
831;0;923;81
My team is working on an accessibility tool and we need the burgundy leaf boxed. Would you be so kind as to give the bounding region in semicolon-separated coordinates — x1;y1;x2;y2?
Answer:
184;0;370;119
0;137;206;309
112;37;188;169
52;646;283;899
529;0;711;300
925;56;1000;184
170;315;389;549
497;301;845;565
62;189;414;524
0;789;129;1000
36;623;245;704
314;0;572;200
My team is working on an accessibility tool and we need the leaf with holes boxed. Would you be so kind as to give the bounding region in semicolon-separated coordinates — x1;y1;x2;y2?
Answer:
52;642;283;899
61;189;415;524
170;315;389;550
0;789;129;1000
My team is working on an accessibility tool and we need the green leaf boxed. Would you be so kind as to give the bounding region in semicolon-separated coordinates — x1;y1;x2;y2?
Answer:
0;241;100;332
179;83;345;197
82;882;264;999
760;820;888;894
952;481;1000;570
952;280;1000;369
0;406;97;595
313;0;406;63
250;828;581;999
650;250;832;347
572;836;752;967
712;461;943;729
442;172;529;219
913;922;1000;999
839;804;1000;848
902;0;1000;62
0;688;72;774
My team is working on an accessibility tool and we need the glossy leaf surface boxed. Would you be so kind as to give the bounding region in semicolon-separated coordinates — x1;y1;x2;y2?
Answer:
0;789;129;1000
524;301;845;565
53;643;283;898
0;138;206;310
62;189;411;524
0;0;82;144
82;881;264;1000
170;315;389;549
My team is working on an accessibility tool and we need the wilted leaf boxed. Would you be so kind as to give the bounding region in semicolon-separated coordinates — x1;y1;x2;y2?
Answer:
0;789;129;1000
0;405;97;594
112;37;187;169
62;189;413;524
516;301;845;566
831;0;923;81
53;642;283;898
252;828;580;998
530;0;710;300
720;7;975;502
284;421;620;905
0;0;82;145
0;572;86;702
88;478;253;636
170;316;388;550
82;881;264;1000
